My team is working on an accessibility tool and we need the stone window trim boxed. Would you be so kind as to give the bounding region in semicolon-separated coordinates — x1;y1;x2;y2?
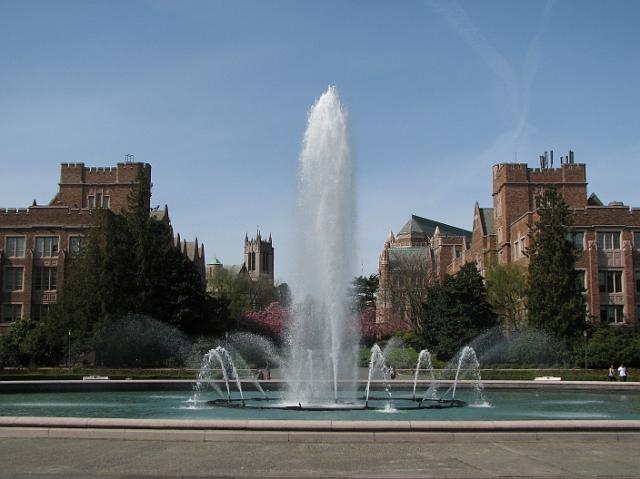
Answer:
600;304;625;325
599;270;623;294
567;230;584;250
3;266;24;292
596;231;621;250
1;303;23;323
34;266;57;292
576;269;587;290
5;236;26;258
34;235;60;258
87;188;111;209
68;236;84;255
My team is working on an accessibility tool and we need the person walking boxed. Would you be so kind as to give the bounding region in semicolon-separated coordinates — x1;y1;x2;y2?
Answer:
608;364;616;381
618;364;628;382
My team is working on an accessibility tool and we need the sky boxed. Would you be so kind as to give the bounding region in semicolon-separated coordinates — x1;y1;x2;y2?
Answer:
1;0;639;282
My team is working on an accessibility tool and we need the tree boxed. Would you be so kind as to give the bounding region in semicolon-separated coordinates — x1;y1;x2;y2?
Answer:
386;250;434;333
485;261;528;333
527;185;586;342
358;306;407;346
38;209;129;364
350;274;379;312
420;262;497;360
208;266;279;319
240;302;289;343
23;170;212;365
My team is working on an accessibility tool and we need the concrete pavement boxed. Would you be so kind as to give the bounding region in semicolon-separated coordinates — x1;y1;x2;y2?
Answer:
1;437;639;478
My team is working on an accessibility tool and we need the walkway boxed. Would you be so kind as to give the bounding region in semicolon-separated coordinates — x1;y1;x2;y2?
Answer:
1;436;638;478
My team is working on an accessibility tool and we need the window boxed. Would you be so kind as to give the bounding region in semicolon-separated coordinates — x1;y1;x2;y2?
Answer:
34;267;57;291
5;237;25;257
635;232;640;250
637;271;640;294
1;304;22;323
597;231;621;250
600;305;624;324
87;195;95;208
599;271;622;293
3;267;24;291
576;270;586;290
31;304;50;321
69;236;84;255
102;195;110;209
567;231;584;250
96;193;102;208
35;237;59;257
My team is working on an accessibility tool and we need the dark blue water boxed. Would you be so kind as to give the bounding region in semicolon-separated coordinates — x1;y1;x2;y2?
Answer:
1;389;639;420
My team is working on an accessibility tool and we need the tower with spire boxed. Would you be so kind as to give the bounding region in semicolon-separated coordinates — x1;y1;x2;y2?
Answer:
243;228;274;284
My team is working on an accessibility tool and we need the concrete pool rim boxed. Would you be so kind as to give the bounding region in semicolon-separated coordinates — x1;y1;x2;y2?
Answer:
2;380;640;441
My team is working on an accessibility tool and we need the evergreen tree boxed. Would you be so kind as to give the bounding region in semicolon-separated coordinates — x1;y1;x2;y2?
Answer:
120;169;207;331
350;274;379;312
420;262;497;360
526;185;586;342
21;170;212;365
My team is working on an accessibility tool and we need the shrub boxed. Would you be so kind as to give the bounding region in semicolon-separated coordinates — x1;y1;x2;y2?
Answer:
95;314;191;367
582;326;640;368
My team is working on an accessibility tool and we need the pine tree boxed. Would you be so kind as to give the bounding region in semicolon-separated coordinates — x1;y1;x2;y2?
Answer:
420;262;497;360
527;185;586;341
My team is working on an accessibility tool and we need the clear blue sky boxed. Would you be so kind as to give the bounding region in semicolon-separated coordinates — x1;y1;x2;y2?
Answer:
1;0;639;281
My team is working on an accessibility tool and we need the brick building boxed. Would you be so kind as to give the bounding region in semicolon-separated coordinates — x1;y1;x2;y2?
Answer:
379;151;640;327
447;152;640;326
377;215;471;323
0;162;205;332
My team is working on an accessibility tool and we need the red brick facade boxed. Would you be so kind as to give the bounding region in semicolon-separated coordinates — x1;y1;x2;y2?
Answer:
0;162;206;333
377;216;470;324
0;162;151;332
447;158;640;327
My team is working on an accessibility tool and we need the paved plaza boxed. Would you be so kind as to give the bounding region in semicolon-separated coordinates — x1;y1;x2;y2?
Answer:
1;436;639;478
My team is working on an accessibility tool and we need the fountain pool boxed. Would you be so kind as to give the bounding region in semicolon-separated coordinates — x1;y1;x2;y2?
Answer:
1;387;640;421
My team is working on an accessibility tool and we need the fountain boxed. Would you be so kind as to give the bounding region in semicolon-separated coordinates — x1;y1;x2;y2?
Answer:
191;87;473;411
413;349;437;401
283;85;358;406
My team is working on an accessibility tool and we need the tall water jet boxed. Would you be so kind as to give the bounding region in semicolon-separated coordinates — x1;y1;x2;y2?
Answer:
285;86;358;405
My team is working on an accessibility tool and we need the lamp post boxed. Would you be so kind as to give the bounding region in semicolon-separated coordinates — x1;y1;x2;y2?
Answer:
68;329;71;369
583;330;588;370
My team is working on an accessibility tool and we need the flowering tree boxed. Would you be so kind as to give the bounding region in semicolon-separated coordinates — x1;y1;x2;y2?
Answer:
358;307;408;345
240;302;289;342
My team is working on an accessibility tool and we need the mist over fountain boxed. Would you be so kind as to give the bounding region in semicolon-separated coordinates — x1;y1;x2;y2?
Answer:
284;85;359;405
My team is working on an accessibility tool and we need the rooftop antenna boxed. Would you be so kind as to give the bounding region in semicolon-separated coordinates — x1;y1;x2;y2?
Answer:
124;154;134;163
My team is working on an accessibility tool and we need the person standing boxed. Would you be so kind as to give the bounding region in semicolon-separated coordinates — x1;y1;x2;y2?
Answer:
608;365;616;381
618;364;628;382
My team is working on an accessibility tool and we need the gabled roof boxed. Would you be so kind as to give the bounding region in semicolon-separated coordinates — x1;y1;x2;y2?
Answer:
587;193;604;206
479;208;495;234
398;214;471;240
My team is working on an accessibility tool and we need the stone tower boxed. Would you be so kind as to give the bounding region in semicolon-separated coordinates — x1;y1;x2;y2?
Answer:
244;230;274;284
